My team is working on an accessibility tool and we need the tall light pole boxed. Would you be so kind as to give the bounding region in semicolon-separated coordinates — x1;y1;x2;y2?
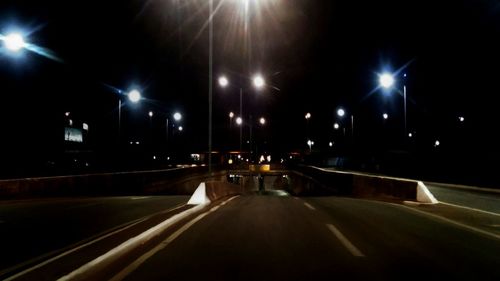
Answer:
379;72;407;134
118;89;141;145
208;0;214;173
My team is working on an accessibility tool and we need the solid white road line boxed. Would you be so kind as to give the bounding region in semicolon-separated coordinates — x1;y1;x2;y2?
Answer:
303;202;316;211
4;204;187;281
394;204;500;241
439;201;500;217
326;224;365;257
109;196;239;281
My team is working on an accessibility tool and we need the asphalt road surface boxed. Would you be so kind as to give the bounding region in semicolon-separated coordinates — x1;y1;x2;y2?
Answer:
0;196;189;275
118;194;500;281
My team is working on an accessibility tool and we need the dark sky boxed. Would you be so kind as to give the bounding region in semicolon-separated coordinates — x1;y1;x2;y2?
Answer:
1;0;500;163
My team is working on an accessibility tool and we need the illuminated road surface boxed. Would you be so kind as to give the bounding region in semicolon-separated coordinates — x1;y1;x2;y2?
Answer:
121;194;500;281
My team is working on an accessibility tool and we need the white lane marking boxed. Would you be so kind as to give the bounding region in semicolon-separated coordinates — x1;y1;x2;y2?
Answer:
439;201;500;217
130;197;150;200
394;204;500;241
109;196;239;281
3;203;186;281
326;224;365;257
303;202;316;211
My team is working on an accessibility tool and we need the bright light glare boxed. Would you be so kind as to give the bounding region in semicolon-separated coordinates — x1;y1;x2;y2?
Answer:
128;90;141;103
329;142;333;147
383;113;389;119
253;75;265;89
236;117;243;125
4;33;26;52
334;123;340;129
229;112;235;118
337;108;345;117
178;126;183;131
459;116;465;122
149;111;153;117
435;140;440;147
305;112;311;119
259;117;266;125
173;112;182;121
218;76;229;87
379;73;395;88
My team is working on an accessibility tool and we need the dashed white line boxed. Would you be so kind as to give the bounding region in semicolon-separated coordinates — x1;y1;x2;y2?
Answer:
303;202;316;211
326;224;365;257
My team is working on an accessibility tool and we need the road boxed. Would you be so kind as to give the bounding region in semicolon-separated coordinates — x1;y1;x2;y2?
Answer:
425;182;500;214
0;196;189;276
118;194;500;280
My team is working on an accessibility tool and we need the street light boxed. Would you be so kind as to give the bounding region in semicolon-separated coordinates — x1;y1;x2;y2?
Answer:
219;74;266;152
148;111;154;117
118;89;141;144
173;112;182;121
236;116;243;125
334;123;340;130
337;108;345;117
378;71;407;134
383;113;389;120
3;33;26;52
259;117;266;125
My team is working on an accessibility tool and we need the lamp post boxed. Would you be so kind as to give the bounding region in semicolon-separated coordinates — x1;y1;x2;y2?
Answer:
118;89;141;145
379;72;407;134
218;73;265;152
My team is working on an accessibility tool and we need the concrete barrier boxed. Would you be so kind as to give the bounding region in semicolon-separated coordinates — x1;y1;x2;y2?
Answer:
188;181;244;205
0;167;227;199
293;166;438;204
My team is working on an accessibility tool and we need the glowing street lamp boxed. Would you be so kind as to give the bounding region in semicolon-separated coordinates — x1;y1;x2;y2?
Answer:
383;113;389;120
236;117;243;125
173;112;182;121
337;108;345;117
334;123;340;130
379;73;395;89
253;74;265;89
305;112;311;120
128;90;141;103
218;76;229;88
3;33;26;52
259;117;266;125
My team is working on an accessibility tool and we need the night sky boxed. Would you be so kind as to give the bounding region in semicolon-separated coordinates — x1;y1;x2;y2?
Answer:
1;0;500;177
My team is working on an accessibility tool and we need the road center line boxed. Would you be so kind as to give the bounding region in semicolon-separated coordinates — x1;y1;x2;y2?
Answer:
109;196;239;281
326;224;365;257
303;202;316;211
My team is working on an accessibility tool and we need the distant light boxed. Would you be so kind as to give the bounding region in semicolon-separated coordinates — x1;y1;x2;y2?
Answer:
289;155;293;159
4;33;26;52
83;123;89;131
238;154;241;159
167;156;170;160
267;155;271;162
236;117;243;125
228;159;233;165
334;123;340;129
408;133;413;138
218;76;229;88
69;119;73;126
307;140;312;146
136;141;140;145
434;140;440;147
337;108;345;117
149;111;153;117
178;126;183;131
305;112;311;119
379;73;395;89
259;155;265;163
253;74;265;89
458;116;465;122
153;155;156;160
65;112;70;117
383;113;389;120
259;117;266;125
404;73;407;78
329;141;333;147
173;112;182;121
128;90;141;103
229;112;234;118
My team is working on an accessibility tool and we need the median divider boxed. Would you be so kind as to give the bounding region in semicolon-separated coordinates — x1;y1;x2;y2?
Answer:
188;181;244;205
296;166;438;204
